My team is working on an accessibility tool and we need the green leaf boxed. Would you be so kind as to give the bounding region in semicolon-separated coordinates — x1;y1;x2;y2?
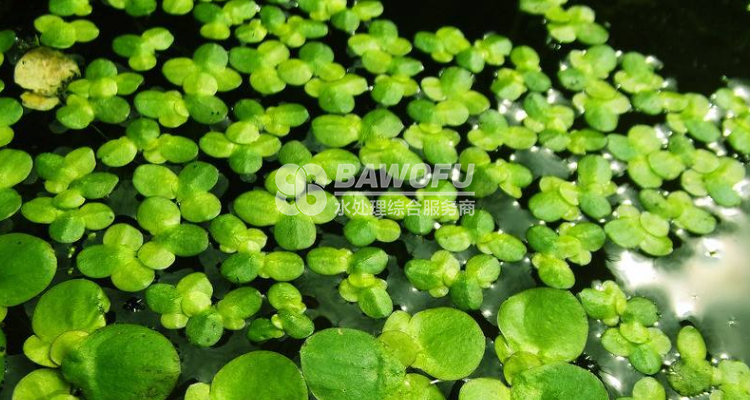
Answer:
0;233;57;307
512;363;608;400
301;328;405;400
208;352;307;400
497;288;588;363
61;324;180;400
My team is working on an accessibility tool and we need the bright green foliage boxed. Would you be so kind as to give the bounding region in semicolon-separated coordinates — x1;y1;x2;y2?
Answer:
210;214;267;255
72;224;148;291
104;0;157;16
459;378;511;400
403;125;460;164
340;193;401;246
61;324;181;400
615;52;665;94
136;196;209;252
630;88;687;116
414;26;471;64
468;109;514;151
408;67;490;128
639;190;717;235
667;326;714;396
455;34;512;73
0;149;33;220
4;0;750;398
558;45;617;92
247;282;315;342
545;5;609;45
330;1;383;32
200;122;282;176
359;138;427;183
34;15;99;48
22;198;115;243
0;233;57;317
194;0;258;40
667;329;750;398
526;222;606;289
305;72;369;114
348;19;413;74
112;28;174;71
666;94;721;143
233;99;310;137
496;288;588;381
385;185;457;236
459;147;533;198
714;87;750;155
340;108;404;147
573;80;631;132
519;0;568;15
297;0;347;21
162;43;240;124
383;373;445;400
133;162;221;223
581;281;671;375
0;29;16;68
134;90;190;128
710;359;750;400
34;147;119;214
617;377;666;400
274;147;357;187
681;152;746;208
433;210;526;261
0;97;23;146
162;0;194;15
229;40;292;94
577;280;627;326
491;46;551;101
371;57;423;106
380;308;485;380
232;41;343;92
511;363;609;400
528;157;616;223
23;280;110;368
297;41;347;81
49;0;92;16
56;59;143;129
234;18;267;44
605;204;673;256
301;328;405;400
233;189;338;250
406;251;501;310
522;93;576;141
97;118;198;167
11;369;75;400
76;216;206;292
211;213;306;283
185;351;308;400
608;125;685;188
261;5;329;47
311;113;363;148
146;272;262;347
307;246;394;318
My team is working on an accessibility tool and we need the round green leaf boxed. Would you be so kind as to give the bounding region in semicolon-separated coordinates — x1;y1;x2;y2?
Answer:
0;233;57;307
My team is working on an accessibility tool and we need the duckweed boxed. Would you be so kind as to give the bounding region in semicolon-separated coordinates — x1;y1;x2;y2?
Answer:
2;0;750;398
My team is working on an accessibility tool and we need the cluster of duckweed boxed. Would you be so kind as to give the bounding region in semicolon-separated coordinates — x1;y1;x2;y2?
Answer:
1;0;750;399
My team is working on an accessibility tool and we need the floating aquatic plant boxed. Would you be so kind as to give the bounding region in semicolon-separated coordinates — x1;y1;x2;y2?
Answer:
1;0;750;399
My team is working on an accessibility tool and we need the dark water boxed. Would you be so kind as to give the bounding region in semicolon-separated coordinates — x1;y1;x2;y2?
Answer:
1;1;750;399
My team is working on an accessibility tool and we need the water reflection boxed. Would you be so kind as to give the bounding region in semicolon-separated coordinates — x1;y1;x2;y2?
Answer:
603;192;750;398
